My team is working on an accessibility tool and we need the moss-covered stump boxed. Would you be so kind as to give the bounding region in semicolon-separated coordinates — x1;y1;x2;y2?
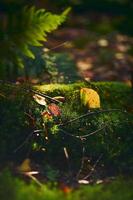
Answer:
0;82;133;176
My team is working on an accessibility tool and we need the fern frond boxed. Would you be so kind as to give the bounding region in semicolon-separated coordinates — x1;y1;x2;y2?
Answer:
8;6;70;59
0;6;70;59
0;6;70;79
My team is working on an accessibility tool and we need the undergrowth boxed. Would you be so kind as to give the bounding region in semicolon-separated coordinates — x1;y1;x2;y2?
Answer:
0;82;132;177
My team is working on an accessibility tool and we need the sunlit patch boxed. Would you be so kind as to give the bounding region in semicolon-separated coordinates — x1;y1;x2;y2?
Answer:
64;41;74;48
96;179;103;184
117;44;129;52
115;53;124;59
98;39;108;47
25;171;39;175
77;61;92;70
41;148;46;151
78;180;89;184
43;48;50;52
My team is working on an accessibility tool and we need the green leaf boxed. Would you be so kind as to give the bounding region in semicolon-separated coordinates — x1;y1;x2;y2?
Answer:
20;45;35;59
0;5;70;79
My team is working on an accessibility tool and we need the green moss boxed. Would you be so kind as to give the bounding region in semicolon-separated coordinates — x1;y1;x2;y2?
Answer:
0;82;132;173
0;83;34;160
31;82;133;172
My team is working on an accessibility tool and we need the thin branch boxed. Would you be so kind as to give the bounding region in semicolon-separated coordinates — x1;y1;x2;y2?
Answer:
82;154;103;180
25;173;42;187
63;147;72;176
24;112;35;121
48;41;69;51
60;125;107;139
13;130;43;153
59;109;125;126
76;139;86;180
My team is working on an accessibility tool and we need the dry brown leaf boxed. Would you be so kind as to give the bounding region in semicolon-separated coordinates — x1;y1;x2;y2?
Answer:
33;94;47;106
48;103;61;116
18;158;31;172
41;111;53;119
52;96;65;102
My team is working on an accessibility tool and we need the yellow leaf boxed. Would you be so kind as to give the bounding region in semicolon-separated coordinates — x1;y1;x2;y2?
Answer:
18;158;31;172
80;88;100;108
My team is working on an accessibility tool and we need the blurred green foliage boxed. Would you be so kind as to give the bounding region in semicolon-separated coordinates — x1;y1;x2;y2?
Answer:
22;47;80;83
0;0;70;80
0;170;133;200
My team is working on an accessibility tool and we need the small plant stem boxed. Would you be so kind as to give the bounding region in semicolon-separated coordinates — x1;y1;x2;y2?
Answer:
76;138;86;180
63;147;72;177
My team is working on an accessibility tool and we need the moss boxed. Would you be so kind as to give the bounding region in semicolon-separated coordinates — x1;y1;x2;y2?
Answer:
0;83;34;161
0;82;132;173
34;81;132;109
31;82;133;173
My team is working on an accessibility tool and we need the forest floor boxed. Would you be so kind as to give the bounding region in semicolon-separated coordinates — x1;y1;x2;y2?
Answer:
0;12;133;200
46;14;133;84
0;81;133;200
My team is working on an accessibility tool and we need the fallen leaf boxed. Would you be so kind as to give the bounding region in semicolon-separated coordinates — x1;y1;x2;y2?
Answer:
41;111;53;119
18;158;31;172
33;94;47;106
48;103;61;116
78;180;90;184
52;96;65;103
80;88;100;108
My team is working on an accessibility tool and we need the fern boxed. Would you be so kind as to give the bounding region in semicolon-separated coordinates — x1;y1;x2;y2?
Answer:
12;7;70;58
0;6;70;80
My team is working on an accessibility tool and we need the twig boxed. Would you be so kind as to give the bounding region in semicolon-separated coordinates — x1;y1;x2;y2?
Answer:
63;147;72;176
82;154;103;180
59;109;125;126
25;173;42;187
24;112;35;121
13;130;43;153
76;139;86;180
60;125;107;139
48;41;69;51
